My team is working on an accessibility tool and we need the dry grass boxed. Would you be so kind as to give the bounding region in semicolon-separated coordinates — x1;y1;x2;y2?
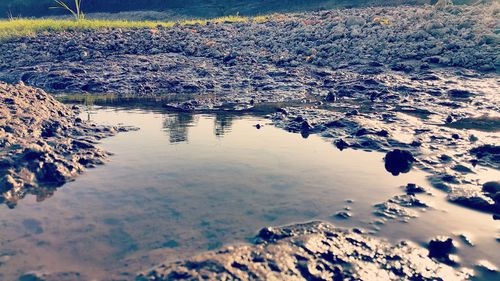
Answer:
0;15;269;40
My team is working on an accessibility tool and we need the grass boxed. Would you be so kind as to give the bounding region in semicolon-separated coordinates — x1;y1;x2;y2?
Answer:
0;15;269;40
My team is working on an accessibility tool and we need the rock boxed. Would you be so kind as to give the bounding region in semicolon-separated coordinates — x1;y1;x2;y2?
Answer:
482;181;500;194
334;211;352;219
448;89;475;99
405;183;427;194
451;164;473;174
384;149;415;176
376;130;389;137
325;91;337;102
300;120;312;132
428;236;455;260
334;139;349;151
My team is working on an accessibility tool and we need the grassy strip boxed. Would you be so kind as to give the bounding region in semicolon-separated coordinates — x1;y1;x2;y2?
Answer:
0;15;268;40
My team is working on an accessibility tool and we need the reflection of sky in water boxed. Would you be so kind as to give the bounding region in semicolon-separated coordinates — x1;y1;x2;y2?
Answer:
0;107;498;280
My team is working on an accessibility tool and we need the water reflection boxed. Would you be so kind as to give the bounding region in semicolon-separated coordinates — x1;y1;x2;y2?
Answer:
162;113;197;143
162;112;235;143
0;107;498;281
214;114;234;138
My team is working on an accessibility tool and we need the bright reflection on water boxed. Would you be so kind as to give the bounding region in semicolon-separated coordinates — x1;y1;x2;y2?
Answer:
0;107;498;280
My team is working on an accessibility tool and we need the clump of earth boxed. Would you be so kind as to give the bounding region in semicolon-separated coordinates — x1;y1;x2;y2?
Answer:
137;221;473;281
0;82;136;208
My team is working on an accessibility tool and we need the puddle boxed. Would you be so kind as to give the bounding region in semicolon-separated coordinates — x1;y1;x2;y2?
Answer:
0;106;498;280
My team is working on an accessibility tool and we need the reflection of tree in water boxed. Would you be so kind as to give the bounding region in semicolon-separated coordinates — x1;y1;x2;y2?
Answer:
163;113;198;144
163;113;235;142
214;114;234;138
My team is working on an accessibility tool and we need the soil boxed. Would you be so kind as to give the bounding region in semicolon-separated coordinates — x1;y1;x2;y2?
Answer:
0;3;498;280
0;82;136;209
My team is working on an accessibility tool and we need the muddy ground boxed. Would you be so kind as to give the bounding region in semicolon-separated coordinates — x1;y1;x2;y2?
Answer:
1;3;498;214
0;82;136;209
137;221;473;280
0;3;499;281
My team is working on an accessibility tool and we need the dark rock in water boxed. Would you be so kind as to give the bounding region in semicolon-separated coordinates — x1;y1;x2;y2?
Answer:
428;236;455;260
405;183;426;194
335;139;349;151
384;149;415;176
482;181;500;194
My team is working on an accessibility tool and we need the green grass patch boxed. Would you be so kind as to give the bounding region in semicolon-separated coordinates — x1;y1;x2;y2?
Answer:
56;93;117;105
0;15;268;40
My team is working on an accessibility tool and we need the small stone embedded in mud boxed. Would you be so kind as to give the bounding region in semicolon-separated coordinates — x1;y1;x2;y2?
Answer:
384;149;415;176
334;211;352;219
325;91;337;102
482;181;500;194
334;139;349;151
428;236;456;261
405;183;427;194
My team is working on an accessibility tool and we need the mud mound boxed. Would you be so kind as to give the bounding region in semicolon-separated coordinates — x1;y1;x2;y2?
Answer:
0;82;135;208
138;221;472;280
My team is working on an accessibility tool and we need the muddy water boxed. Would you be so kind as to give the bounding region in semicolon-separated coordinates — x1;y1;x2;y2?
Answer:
0;106;498;280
